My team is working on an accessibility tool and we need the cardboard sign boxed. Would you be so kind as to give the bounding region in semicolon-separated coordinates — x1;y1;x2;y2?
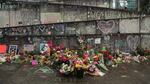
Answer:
0;45;7;54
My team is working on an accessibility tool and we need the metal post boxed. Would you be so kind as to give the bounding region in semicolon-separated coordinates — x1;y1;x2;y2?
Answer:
137;0;140;12
8;3;10;27
109;0;111;8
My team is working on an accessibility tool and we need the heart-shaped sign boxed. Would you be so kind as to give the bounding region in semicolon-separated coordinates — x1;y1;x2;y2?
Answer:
39;26;46;32
127;36;139;50
97;20;115;34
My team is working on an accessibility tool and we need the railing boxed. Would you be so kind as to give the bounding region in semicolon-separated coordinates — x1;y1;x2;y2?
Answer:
2;0;138;10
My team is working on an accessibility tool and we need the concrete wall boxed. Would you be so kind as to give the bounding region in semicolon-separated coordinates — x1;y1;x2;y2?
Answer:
0;5;40;27
1;16;150;51
0;4;138;27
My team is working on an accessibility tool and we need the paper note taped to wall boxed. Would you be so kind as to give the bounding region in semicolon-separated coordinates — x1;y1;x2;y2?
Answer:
95;38;101;44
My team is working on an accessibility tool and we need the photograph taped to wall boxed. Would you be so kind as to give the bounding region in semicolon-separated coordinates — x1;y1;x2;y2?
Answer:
8;45;18;54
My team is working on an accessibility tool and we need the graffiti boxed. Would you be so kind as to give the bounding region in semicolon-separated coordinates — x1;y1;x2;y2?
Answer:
32;24;65;35
105;10;121;19
88;8;105;20
65;23;76;34
52;24;65;35
76;23;86;34
8;27;32;35
20;6;40;25
63;6;87;22
127;35;139;51
33;25;51;35
119;19;139;33
104;35;110;41
34;66;54;74
121;12;137;18
141;35;150;49
86;22;96;34
141;17;150;33
97;20;115;34
115;40;125;49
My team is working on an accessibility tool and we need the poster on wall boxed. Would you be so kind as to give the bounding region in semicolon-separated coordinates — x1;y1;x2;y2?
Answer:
0;45;7;54
8;45;18;54
24;44;34;52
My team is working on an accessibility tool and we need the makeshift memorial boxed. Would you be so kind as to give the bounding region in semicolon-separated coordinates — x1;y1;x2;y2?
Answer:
0;45;148;78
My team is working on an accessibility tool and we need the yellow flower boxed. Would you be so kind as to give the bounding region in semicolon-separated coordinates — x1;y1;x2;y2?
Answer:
75;64;82;68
